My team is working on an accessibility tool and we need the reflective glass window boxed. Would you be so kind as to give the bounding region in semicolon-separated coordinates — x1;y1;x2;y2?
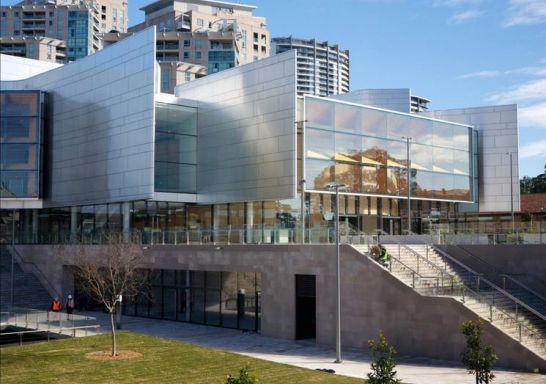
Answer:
335;103;360;133
411;143;433;171
306;98;334;129
361;109;387;137
413;171;434;198
306;159;334;190
0;92;38;116
0;117;37;143
362;137;388;166
433;173;454;199
335;163;360;192
452;125;470;150
387;167;406;195
433;147;453;173
432;121;453;148
335;132;361;162
306;128;334;160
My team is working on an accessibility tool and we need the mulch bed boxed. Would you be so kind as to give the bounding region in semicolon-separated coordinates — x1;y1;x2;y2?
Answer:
86;351;142;360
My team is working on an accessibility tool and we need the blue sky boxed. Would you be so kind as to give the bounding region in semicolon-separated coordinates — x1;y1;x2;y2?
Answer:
4;0;544;177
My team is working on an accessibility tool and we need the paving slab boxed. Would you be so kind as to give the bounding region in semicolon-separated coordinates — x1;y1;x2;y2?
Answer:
81;311;545;384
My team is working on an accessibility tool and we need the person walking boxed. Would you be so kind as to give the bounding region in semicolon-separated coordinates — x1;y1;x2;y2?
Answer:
51;297;61;312
65;294;75;319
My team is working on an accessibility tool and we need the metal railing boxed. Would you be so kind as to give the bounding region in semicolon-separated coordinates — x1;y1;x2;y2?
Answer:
1;307;100;343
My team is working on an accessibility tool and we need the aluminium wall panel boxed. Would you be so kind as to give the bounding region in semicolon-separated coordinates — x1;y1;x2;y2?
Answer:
421;105;520;213
175;50;297;204
1;28;157;207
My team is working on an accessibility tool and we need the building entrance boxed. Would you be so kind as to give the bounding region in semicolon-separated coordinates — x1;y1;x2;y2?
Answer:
295;274;316;340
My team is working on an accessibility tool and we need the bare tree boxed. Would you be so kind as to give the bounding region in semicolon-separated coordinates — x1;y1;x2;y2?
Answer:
61;235;147;356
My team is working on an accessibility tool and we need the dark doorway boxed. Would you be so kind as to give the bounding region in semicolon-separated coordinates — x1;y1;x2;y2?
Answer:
295;274;316;340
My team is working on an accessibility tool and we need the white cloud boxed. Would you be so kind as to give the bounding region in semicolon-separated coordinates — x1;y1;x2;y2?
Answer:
449;9;485;23
519;102;546;129
486;78;546;104
458;66;546;79
505;0;546;26
458;70;502;79
520;139;546;159
433;0;483;6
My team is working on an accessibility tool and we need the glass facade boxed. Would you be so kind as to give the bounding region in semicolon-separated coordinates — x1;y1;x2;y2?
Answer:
304;97;476;202
120;269;261;332
208;49;235;73
154;102;197;193
0;91;45;198
67;11;90;61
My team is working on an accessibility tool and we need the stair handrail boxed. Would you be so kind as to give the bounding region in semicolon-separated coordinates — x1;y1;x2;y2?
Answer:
432;245;546;322
6;245;60;300
376;230;455;280
500;274;546;304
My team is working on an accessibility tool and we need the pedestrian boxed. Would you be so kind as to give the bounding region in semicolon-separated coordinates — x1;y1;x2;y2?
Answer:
51;297;61;312
65;294;75;319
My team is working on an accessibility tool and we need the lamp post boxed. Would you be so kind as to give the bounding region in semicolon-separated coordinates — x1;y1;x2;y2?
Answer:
10;209;16;308
402;137;412;233
506;152;515;232
326;182;347;363
300;179;306;244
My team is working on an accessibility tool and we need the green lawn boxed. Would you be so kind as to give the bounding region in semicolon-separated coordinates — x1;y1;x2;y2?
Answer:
0;332;363;383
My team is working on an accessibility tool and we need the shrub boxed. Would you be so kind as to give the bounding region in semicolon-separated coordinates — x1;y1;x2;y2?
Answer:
226;366;259;384
461;319;497;384
367;330;401;384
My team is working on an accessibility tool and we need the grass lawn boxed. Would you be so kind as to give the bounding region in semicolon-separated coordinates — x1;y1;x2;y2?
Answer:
0;332;364;383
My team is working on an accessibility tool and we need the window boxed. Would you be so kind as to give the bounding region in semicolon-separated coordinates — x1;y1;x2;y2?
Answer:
49;20;53;25
195;39;201;49
2;12;7;17
14;30;20;36
47;44;52;59
112;8;117;22
49;11;53;17
15;12;19;17
160;68;170;93
184;72;190;82
241;30;246;48
183;39;190;47
183;51;189;59
195;51;201;60
196;18;203;27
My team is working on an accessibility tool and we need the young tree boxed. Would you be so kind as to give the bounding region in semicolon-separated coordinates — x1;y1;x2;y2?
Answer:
226;366;259;384
61;235;147;356
367;330;401;384
461;319;497;384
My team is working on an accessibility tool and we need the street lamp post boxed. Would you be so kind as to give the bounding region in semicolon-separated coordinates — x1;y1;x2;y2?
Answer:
326;182;346;364
506;152;515;232
10;209;16;308
402;137;412;233
300;179;306;244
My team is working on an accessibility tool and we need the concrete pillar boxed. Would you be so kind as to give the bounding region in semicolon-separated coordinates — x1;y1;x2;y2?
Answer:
245;202;253;244
70;206;78;241
122;202;131;242
32;209;39;243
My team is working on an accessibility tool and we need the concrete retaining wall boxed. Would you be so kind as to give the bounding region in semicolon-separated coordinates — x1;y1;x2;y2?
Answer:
14;244;545;371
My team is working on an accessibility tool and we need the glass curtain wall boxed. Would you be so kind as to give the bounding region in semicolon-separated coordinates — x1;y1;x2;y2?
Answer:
122;269;261;332
0;91;45;199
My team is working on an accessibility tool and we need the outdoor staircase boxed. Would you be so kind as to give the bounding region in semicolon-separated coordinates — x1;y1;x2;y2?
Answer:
351;241;546;360
0;246;53;311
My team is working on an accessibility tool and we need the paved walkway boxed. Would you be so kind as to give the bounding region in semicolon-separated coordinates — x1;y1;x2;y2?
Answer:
82;311;544;384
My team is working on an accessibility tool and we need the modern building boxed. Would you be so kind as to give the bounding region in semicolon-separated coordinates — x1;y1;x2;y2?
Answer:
0;0;128;62
2;29;542;371
0;36;66;63
332;88;430;114
271;36;349;97
103;0;269;92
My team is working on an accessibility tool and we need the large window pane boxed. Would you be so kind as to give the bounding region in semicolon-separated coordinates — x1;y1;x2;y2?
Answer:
306;159;334;190
155;132;196;164
335;163;360;192
413;171;434;198
155;163;196;193
335;103;361;133
0;92;38;116
0;170;39;198
306;98;334;129
306;128;334;160
335;132;361;162
361;109;387;137
362;137;388;166
0;117;37;143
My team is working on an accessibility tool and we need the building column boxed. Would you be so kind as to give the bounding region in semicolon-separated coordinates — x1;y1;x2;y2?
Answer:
122;202;131;242
70;206;78;241
32;209;39;243
245;202;253;244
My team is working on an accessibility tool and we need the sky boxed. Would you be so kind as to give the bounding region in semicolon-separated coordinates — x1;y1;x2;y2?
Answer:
4;0;545;177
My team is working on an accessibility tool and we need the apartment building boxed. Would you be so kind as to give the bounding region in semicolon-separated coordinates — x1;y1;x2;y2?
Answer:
104;0;269;93
0;0;127;62
271;36;350;97
0;36;66;63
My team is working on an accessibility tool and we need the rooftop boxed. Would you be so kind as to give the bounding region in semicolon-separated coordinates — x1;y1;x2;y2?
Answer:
140;0;256;14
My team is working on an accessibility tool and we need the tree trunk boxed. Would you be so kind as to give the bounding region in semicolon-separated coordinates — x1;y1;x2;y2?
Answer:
110;310;117;357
